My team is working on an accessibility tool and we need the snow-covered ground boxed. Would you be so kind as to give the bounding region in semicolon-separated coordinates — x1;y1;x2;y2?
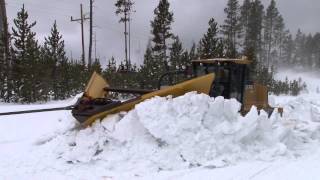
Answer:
1;69;320;180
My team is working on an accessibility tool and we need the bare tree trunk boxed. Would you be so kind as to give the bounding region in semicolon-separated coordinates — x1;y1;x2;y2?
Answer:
80;4;85;66
124;12;128;70
88;0;93;70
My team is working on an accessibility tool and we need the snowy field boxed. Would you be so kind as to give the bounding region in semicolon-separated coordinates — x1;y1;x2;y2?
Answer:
1;70;320;180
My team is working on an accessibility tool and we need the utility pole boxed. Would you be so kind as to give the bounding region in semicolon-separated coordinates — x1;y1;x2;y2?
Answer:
88;0;93;71
71;4;89;66
124;10;128;70
128;11;131;68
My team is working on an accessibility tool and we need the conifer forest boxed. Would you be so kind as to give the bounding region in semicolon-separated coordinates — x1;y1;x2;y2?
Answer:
1;0;318;103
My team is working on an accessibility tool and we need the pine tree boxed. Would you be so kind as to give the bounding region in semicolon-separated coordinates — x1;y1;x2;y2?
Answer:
69;58;87;94
240;0;252;30
107;56;117;72
304;34;314;68
189;42;198;60
221;0;241;58
139;43;158;89
274;15;285;64
103;56;119;87
263;0;281;67
25;30;42;102
0;28;5;100
282;32;294;65
91;58;102;74
4;40;14;102
115;0;134;68
313;33;320;68
181;50;190;68
293;29;305;67
150;0;174;73
198;18;220;59
216;39;225;57
242;0;264;62
11;5;40;103
42;21;69;100
240;0;251;41
0;0;10;102
169;35;184;70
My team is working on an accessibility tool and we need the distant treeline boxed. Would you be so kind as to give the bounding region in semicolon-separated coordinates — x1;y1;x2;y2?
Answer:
0;0;315;103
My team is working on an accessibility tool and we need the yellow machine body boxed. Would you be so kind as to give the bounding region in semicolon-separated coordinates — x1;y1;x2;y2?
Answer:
74;57;282;127
242;84;270;113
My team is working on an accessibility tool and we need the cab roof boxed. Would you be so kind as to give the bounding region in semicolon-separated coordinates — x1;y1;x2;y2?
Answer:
191;56;251;65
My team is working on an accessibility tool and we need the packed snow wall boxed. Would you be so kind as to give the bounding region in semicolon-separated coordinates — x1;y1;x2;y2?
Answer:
48;92;320;173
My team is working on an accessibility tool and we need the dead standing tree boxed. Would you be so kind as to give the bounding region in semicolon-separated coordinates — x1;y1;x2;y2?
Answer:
115;0;134;70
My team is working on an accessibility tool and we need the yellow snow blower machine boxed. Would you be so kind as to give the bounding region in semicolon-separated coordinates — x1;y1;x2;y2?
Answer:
0;57;282;127
71;56;282;127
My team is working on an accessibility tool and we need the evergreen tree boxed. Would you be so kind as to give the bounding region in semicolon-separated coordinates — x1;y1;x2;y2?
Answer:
25;29;42;102
274;15;285;64
115;0;134;68
69;58;87;94
313;33;320;68
198;18;220;59
42;21;69;100
11;5;40;102
91;58;102;74
139;43;158;89
240;0;251;32
107;56;117;72
103;56;120;88
221;0;241;57
216;39;225;57
189;42;198;60
0;2;10;102
263;0;280;67
0;28;5;100
181;50;190;68
169;35;184;70
57;54;72;99
293;29;305;66
150;0;174;73
242;0;264;62
282;32;294;65
304;34;314;68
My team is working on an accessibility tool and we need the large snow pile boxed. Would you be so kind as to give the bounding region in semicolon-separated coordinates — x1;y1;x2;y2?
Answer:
45;92;320;174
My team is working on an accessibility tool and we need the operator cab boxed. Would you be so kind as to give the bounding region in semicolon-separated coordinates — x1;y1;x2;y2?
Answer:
191;57;251;104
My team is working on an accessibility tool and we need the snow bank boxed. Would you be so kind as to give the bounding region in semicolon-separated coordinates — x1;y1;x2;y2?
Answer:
47;92;320;173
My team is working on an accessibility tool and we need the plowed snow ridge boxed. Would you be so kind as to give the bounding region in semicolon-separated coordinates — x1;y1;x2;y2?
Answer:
49;92;320;173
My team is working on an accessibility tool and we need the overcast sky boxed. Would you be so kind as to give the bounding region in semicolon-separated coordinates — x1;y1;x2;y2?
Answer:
6;0;320;66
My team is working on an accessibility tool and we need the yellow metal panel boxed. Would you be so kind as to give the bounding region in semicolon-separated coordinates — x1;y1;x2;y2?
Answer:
243;83;269;113
84;72;109;99
81;73;215;127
